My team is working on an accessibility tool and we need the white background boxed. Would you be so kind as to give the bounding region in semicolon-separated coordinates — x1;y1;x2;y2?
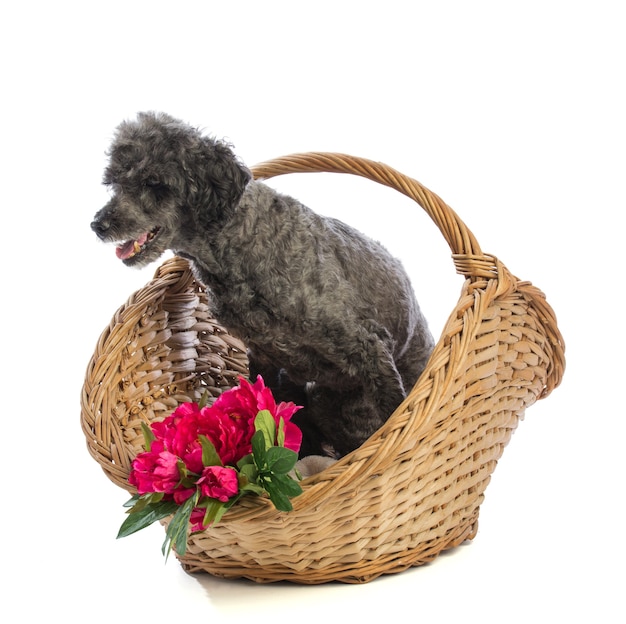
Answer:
2;1;623;622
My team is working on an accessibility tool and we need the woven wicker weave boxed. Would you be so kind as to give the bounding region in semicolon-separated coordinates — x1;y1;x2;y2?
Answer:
81;153;565;584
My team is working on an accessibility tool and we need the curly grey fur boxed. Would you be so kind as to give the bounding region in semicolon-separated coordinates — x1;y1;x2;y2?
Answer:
91;112;435;458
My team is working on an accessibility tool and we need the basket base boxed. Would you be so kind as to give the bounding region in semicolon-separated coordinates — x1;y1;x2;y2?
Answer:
176;515;479;584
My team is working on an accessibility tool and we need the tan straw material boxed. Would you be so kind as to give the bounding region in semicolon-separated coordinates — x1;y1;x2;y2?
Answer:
81;153;565;584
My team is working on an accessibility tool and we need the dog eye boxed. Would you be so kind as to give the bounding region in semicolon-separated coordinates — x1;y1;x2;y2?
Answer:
104;181;119;195
143;178;169;199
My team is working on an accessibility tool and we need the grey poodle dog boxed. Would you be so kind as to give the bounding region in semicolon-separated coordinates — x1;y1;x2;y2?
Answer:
91;112;434;458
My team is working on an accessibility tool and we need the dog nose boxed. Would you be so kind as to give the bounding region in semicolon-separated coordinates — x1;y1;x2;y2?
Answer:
91;218;110;237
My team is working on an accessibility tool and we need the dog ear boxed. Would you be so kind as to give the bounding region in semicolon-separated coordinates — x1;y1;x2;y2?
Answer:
203;139;252;219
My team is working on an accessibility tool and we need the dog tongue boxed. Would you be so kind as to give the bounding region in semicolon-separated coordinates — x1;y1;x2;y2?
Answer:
116;233;148;259
115;241;136;260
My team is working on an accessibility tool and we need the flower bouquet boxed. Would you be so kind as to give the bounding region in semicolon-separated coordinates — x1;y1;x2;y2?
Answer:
117;376;303;557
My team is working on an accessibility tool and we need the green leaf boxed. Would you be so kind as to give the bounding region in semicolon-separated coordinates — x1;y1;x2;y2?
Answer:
199;435;222;467
255;467;303;512
124;492;165;514
277;417;286;447
212;503;230;524
236;453;255;469
265;446;298;474
122;494;141;508
251;430;268;467
273;473;304;498
140;422;156;452
201;499;227;527
162;491;198;559
117;499;178;538
263;479;294;512
238;462;259;484
198;491;252;527
198;390;211;409
254;410;276;449
239;481;266;496
176;458;189;481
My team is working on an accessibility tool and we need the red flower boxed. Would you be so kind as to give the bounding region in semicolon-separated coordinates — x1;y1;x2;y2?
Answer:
127;376;302;508
128;440;180;495
197;466;239;502
212;376;303;454
150;403;206;474
199;407;255;466
190;507;208;533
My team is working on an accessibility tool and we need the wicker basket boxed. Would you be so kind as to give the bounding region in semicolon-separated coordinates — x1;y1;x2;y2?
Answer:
81;153;565;584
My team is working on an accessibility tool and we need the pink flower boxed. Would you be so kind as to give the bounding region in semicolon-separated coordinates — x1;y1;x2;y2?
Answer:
128;440;180;495
199;409;255;466
190;507;208;533
151;403;205;474
197;466;239;502
150;396;256;471
172;488;196;504
212;376;303;454
127;376;302;506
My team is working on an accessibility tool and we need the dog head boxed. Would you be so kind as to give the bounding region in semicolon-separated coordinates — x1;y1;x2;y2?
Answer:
91;111;251;267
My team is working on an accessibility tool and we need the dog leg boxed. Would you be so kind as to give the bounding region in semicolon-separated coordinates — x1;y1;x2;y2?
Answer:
306;385;385;457
330;320;407;415
295;321;410;456
248;354;328;457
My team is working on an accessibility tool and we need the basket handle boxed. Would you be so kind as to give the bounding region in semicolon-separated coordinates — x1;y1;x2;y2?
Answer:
251;152;494;280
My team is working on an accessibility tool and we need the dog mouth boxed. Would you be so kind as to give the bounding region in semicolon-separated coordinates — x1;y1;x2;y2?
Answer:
115;227;162;261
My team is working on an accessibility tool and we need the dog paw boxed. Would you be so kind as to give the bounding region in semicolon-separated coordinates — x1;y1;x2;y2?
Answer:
292;455;338;479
